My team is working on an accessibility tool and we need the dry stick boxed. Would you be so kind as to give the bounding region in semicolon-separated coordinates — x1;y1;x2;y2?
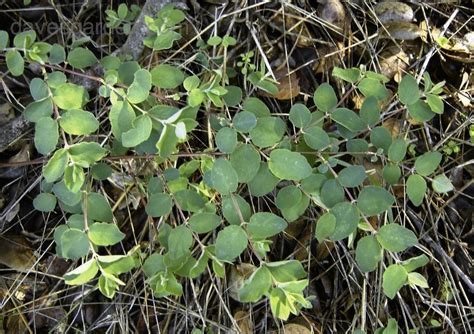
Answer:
406;208;474;294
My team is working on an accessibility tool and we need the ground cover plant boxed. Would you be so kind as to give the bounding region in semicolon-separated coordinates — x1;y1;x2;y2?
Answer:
0;1;472;333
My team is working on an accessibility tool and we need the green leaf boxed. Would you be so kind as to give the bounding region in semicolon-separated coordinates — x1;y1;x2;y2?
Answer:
143;253;166;277
233;111;257;133
377;224;417;252
414;151;442;176
331;108;366;132
98;272;121;299
68;142;107;167
250;117;286;148
165;226;193;268
33;193;57;212
223;86;242;107
230;144;260;183
407;100;435;122
53;181;81;206
86;192;113;223
153;30;181;50
67;47;97;69
248;162;279;197
268;149;312;181
320;179;344;208
6;50;24;76
109;101;136;139
43;149;68;183
29;78;49;101
151;64;184;89
64;164;85;193
24;98;53;123
265;260;306;282
383;264;408;299
174;189;206;212
64;259;98;285
238;266;272;302
121;114;152;147
91;163;113;180
401;254;429;272
211;158;238;194
388;138;407;162
432;174;453;193
332;67;360;83
330;201;360;241
426;94;444;114
289;103;311;128
189;212;221;233
338;165;366;187
222;194;251;225
247;212;287;239
370;126;392;153
360;96;380;126
358;186;395;216
34;117;58;155
243;97;270;117
315;212;336;242
215;225;248;262
188;88;204;107
59;228;90;259
269;288;291;320
382;164;401;185
406;174;426;206
146;193;172;217
383;319;399;334
88;222;125;246
358;78;389;100
398;74;419;105
313;83;337;112
216;127;237;153
59;109;99;135
53;83;89;110
0;30;9;49
356;235;382;272
276;185;301;210
407;272;429;288
127;69;151;104
49;43;65;64
303;126;330;150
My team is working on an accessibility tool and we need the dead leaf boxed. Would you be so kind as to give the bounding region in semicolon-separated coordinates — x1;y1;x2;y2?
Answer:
234;310;254;334
228;263;256;301
0;234;36;272
260;68;300;100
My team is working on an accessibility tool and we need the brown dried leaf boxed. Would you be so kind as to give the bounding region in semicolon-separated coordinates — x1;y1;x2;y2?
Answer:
0;234;36;272
374;2;414;24
228;263;256;301
234;310;254;334
260;68;300;100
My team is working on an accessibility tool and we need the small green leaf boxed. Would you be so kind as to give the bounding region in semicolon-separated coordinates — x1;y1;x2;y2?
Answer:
398;74;420;105
314;83;337;112
415;151;442;176
53;83;89;110
332;67;360;83
370;126;392;153
230;144;260;183
388;138;407;162
383;264;408;299
320;179;344;208
6;50;24;76
0;30;9;50
248;162;279;197
174;189;206;212
68;142;107;167
358;78;389;100
315;212;336;242
289;103;311;128
401;254;429;272
383;319;399;334
406;174;426;206
426;94;444;114
53;181;81;206
382;164;401;185
43;149;68;183
268;149;312;181
59;228;90;259
121;114;152;147
146;193;172;217
331;108;366;132
303;126;330;150
64;164;85;193
360;96;380;126
215;225;248;262
153;30;181;50
29;78;49;101
238;266;272;302
189;212;221;234
338;165;366;187
211;158;238;194
223;86;242;107
127;69;151;104
432;174;453;193
64;259;98;285
265;260;306;282
250;117;286;148
407;100;435;122
67;47;97;69
88;222;125;246
407;272;429;288
49;43;65;64
377;223;417;252
330;201;360;241
33;193;57;212
59;109;99;135
358;186;395;216
151;64;184;89
233;111;257;133
86;192;113;223
34;117;58;155
222;194;251;225
216;127;237;153
24;98;54;123
356;235;382;272
243;97;270;117
247;212;287;239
